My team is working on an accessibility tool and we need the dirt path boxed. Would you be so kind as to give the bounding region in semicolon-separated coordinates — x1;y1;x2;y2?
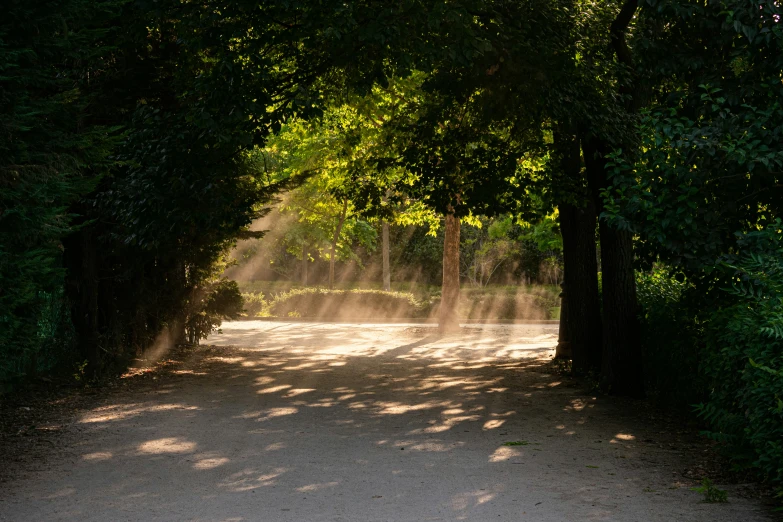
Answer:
0;322;772;521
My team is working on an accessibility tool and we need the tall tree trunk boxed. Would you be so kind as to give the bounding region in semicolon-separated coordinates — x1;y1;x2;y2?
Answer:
301;242;308;286
329;199;349;290
382;221;391;291
554;127;602;369
583;136;644;396
556;282;570;359
439;213;461;333
598;221;643;395
64;228;101;376
558;202;602;372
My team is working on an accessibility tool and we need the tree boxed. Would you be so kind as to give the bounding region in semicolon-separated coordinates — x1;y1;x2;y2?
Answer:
606;0;783;272
0;0;118;384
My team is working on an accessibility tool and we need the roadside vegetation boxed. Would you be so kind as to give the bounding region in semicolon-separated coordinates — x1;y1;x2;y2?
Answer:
239;284;560;322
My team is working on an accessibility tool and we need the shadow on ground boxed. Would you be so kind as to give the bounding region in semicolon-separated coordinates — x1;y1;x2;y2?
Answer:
0;322;771;521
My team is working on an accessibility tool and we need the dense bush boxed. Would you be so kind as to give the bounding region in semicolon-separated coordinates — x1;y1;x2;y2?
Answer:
635;267;704;406
269;288;431;320
238;284;560;321
639;226;783;497
184;280;245;344
0;0;112;388
241;292;271;318
0;290;76;391
696;226;783;497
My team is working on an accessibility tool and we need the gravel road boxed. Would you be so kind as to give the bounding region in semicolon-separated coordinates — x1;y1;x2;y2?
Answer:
0;321;771;521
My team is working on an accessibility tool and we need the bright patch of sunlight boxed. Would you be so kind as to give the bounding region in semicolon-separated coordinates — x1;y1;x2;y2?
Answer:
375;400;449;415
80;403;199;423
415;415;481;434
208;356;246;364
193;457;229;470
489;446;522;462
137;437;196;454
565;399;588;412
256;407;299;421
451;489;499;511
172;370;207;376
82;452;113;461
219;467;289;491
483;419;505;430
257;384;292;394
296;481;339;492
611;433;636;443
285;388;316;397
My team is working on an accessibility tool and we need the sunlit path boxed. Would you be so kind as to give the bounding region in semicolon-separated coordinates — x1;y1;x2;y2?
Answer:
0;322;770;521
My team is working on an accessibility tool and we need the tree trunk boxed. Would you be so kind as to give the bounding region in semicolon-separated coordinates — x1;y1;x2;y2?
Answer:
583;136;644;396
382;221;391;291
439;213;461;333
64;228;101;376
558;202;602;372
556;282;570;359
598;221;643;396
329;199;349;290
301;243;308;286
554;127;602;370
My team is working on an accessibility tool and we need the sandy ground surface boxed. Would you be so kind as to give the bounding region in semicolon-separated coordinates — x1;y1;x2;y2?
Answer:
0;321;773;521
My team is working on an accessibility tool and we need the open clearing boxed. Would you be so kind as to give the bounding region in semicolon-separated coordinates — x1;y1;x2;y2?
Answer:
0;322;771;521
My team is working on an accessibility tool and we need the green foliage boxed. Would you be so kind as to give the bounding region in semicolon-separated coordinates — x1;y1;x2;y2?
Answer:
606;0;783;272
691;478;728;504
269;288;431;320
635;266;704;406
0;0;117;387
241;292;272;318
605;91;783;270
184;280;245;344
695;224;783;497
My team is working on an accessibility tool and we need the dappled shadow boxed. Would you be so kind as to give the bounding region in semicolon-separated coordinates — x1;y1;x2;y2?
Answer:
0;322;770;522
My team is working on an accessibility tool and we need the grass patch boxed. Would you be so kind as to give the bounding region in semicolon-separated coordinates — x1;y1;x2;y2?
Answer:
691;478;728;503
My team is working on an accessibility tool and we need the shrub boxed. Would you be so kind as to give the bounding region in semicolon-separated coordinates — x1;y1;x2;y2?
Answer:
0;289;76;391
242;292;271;318
636;267;704;406
269;288;430;320
696;225;783;497
184;280;244;343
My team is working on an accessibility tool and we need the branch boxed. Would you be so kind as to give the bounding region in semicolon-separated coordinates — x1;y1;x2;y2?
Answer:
609;0;638;68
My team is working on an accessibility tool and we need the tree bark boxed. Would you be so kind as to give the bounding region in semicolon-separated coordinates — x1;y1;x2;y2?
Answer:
554;127;602;370
556;282;570;359
382;221;391;291
558;202;602;372
439;213;461;333
568;0;644;396
598;220;643;396
64;228;101;376
583;136;644;397
329;198;348;290
301;242;308;286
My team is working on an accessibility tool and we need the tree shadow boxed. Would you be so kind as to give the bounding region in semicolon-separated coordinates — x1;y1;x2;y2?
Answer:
0;322;769;522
